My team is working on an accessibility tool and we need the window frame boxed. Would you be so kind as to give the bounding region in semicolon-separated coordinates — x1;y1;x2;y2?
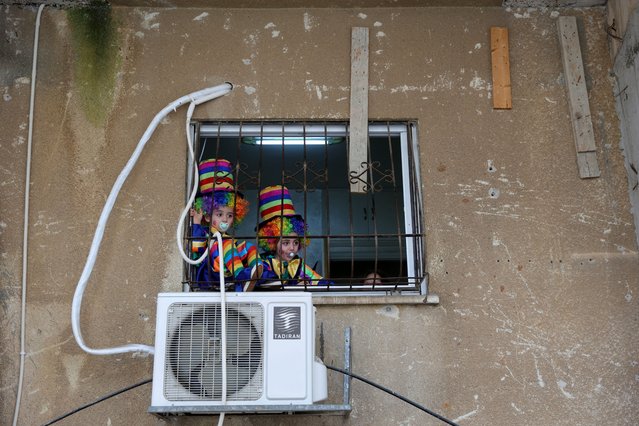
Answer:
185;121;428;296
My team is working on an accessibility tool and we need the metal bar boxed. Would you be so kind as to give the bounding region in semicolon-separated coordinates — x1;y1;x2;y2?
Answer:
389;124;404;289
409;122;428;294
302;122;309;284
323;122;332;280
199;122;409;137
367;131;379;290
347;131;356;290
183;123;201;292
343;327;352;407
149;404;352;415
255;121;265;246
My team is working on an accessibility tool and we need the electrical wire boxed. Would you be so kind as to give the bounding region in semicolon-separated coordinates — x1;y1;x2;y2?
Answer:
326;365;460;426
13;4;45;426
175;100;230;426
42;378;152;426
212;230;227;426
42;365;460;425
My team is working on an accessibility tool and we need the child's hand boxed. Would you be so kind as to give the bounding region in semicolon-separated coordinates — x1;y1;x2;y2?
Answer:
190;208;204;225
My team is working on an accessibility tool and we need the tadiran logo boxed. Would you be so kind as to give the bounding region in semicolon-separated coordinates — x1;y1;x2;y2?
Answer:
273;306;301;340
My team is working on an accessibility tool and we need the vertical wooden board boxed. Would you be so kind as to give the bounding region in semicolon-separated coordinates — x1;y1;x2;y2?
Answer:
576;152;601;178
557;16;598;154
613;5;639;249
507;0;606;5
349;27;369;194
607;0;639;60
491;27;512;109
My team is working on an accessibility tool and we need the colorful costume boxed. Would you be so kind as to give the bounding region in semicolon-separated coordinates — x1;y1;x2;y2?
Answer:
191;223;260;289
255;185;330;286
190;158;261;291
260;255;328;286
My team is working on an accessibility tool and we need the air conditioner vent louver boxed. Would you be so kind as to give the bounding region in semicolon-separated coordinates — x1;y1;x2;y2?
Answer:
164;302;264;401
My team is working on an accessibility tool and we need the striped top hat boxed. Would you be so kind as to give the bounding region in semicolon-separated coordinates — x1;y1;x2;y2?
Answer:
198;158;236;194
258;185;303;228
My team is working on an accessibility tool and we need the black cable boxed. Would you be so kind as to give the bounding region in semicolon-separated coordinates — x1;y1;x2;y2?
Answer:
42;378;152;426
327;365;460;426
41;367;460;425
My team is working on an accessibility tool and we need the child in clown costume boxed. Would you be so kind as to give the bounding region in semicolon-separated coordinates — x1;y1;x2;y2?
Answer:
256;185;330;286
190;158;262;291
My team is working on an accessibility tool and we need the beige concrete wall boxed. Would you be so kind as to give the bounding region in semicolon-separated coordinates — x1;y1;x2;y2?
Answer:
2;4;638;425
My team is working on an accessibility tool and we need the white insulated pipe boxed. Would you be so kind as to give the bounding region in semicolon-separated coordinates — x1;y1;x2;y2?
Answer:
71;83;233;356
13;6;45;426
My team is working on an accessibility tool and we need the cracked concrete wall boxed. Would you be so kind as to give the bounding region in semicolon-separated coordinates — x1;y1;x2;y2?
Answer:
1;4;638;426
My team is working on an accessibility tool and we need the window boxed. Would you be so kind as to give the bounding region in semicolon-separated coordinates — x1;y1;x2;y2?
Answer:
184;121;427;295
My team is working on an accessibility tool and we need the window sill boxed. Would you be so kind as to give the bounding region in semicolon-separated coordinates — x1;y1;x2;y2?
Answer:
312;293;439;305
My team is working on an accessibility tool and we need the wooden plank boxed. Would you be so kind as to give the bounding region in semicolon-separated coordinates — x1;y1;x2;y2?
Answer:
506;0;605;6
349;27;369;194
607;0;639;61
613;5;639;249
557;16;600;178
576;152;600;179
557;16;596;153
490;27;512;109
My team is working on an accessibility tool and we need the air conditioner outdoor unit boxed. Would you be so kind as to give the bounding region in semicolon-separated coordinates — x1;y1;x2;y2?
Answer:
150;292;328;412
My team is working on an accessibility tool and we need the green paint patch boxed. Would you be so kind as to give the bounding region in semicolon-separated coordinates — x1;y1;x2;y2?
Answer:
68;1;119;125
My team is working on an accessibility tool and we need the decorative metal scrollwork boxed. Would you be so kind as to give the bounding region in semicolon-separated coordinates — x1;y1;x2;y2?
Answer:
284;161;327;192
349;161;394;193
235;162;259;190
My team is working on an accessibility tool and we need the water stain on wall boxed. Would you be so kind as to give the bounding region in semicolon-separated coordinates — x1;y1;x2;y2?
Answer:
67;1;119;126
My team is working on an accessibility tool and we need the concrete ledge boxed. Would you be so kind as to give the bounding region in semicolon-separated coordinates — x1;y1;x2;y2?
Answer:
312;293;439;305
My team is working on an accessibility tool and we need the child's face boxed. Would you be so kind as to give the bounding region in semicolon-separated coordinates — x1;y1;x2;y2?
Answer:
277;233;300;261
210;205;234;232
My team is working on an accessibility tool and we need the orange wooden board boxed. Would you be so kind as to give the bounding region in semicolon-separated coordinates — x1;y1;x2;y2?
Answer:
491;26;512;109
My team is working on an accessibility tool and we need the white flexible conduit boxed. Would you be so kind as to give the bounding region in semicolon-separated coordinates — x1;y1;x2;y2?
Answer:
71;82;233;356
217;228;228;426
175;100;209;265
178;97;228;425
176;102;228;424
13;5;45;426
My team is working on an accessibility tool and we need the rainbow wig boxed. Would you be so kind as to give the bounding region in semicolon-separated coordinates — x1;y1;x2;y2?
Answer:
257;216;309;253
193;196;211;215
200;192;249;226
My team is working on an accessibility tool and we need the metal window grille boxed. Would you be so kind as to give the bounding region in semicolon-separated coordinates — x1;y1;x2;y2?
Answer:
183;121;427;296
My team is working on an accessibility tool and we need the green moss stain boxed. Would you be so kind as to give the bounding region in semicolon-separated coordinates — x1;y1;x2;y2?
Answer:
67;1;119;125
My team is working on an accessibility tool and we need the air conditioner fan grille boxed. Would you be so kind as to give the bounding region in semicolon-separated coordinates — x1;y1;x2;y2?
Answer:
164;302;263;401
